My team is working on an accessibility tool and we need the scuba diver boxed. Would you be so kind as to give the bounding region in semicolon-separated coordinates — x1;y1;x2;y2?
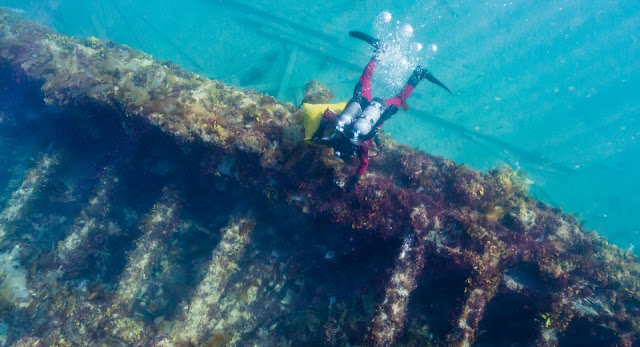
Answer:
304;30;452;191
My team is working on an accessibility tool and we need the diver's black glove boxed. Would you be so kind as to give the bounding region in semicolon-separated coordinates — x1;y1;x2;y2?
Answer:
374;134;382;148
346;174;361;192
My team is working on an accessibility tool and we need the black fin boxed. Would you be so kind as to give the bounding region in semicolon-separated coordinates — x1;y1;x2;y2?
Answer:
349;31;381;48
422;70;453;94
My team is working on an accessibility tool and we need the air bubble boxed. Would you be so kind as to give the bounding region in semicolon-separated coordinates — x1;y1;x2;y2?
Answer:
411;42;423;52
398;24;414;39
376;11;392;23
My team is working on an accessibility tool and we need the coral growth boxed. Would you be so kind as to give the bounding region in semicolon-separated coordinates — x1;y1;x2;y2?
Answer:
0;246;29;311
1;9;640;346
303;80;335;104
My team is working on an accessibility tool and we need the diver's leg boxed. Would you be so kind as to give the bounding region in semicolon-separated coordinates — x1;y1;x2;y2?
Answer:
354;58;378;102
384;84;415;108
341;58;379;131
384;64;445;108
374;76;419;129
340;59;378;129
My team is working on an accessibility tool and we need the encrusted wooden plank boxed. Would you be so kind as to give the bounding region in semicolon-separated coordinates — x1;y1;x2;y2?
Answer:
167;216;255;345
0;153;58;244
1;10;640;345
56;169;118;269
111;188;179;312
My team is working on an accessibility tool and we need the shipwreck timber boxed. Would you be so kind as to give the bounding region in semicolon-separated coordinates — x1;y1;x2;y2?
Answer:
1;10;640;346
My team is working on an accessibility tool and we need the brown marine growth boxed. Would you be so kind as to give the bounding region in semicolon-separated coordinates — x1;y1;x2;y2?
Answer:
1;10;640;346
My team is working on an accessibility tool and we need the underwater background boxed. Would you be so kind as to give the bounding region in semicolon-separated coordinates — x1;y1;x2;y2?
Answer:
1;0;637;249
1;1;640;346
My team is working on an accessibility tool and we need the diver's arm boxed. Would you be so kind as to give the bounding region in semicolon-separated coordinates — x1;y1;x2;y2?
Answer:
356;145;369;176
373;134;382;148
347;145;369;191
346;173;361;192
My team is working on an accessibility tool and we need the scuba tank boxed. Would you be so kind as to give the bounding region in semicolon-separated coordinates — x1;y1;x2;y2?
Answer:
350;98;385;144
336;98;362;132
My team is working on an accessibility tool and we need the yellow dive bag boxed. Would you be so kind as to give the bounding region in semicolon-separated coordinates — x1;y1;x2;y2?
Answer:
302;102;347;144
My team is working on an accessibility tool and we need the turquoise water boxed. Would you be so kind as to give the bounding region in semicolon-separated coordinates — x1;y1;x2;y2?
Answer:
1;0;638;250
2;1;640;345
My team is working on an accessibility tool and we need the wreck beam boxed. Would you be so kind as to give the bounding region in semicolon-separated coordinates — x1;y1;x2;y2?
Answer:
0;153;58;245
369;233;426;346
168;215;256;345
2;11;640;344
111;187;179;312
56;168;118;270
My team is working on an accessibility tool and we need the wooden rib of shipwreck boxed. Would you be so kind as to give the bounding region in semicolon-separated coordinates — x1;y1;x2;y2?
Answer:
2;10;640;346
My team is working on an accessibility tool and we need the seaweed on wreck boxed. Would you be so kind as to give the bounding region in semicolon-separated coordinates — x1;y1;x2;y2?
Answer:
1;9;640;346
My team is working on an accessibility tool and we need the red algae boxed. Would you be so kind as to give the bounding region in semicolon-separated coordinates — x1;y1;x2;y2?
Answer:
1;9;640;346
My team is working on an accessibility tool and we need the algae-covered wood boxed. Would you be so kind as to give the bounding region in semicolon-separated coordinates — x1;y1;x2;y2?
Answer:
1;10;639;346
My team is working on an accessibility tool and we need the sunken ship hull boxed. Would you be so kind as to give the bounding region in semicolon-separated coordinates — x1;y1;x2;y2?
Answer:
1;10;639;346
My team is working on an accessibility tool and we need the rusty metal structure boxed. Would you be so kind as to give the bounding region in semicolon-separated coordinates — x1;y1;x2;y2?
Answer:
1;10;640;346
